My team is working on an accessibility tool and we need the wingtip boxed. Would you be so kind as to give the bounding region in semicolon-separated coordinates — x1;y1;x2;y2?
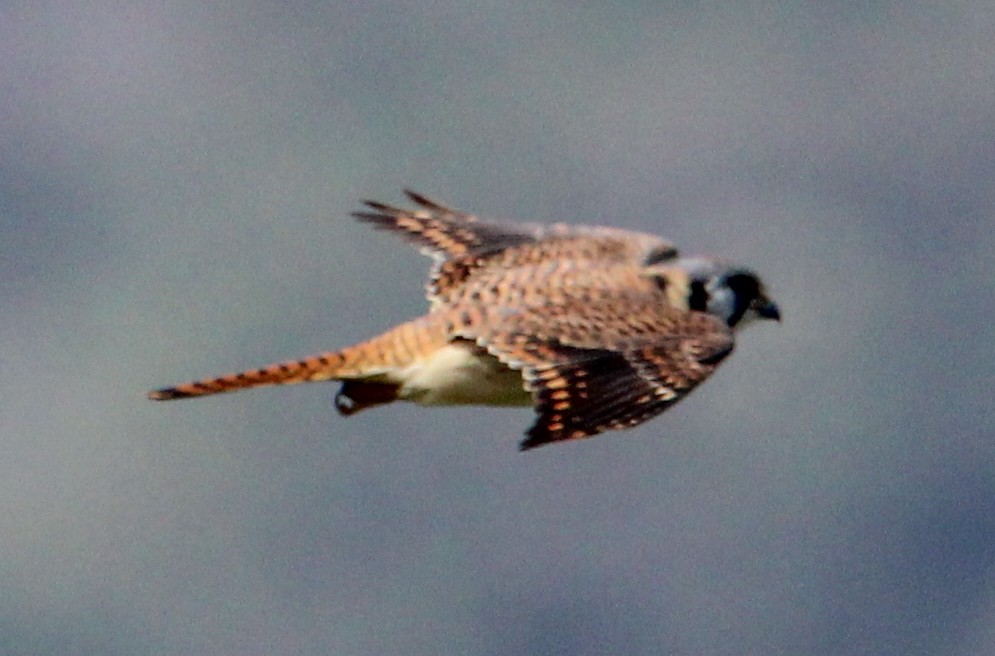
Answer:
356;190;453;215
402;188;428;203
403;189;448;211
351;210;390;224
518;431;545;451
356;199;393;213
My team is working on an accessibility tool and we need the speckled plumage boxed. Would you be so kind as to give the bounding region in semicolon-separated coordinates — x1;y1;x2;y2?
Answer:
149;190;779;450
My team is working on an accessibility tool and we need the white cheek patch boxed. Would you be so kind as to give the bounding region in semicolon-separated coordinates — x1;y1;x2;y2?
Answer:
705;282;736;325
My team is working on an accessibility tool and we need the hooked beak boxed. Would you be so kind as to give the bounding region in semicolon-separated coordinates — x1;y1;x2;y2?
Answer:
754;297;781;322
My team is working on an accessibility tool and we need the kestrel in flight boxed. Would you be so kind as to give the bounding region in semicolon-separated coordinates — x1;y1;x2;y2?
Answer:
149;190;780;450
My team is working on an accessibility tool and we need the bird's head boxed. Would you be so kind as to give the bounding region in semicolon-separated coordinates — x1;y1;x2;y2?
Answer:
646;256;780;329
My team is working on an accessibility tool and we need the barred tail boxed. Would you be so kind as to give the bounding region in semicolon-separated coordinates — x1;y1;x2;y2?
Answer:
147;350;355;400
146;316;447;401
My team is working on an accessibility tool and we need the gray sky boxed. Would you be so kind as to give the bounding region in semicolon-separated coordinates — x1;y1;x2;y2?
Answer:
2;2;994;654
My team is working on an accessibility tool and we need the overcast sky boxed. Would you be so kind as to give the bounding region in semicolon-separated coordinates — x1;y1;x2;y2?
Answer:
2;2;995;654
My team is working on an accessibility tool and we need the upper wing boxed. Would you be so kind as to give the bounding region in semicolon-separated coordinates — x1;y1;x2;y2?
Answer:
352;190;678;306
461;299;734;450
353;190;539;264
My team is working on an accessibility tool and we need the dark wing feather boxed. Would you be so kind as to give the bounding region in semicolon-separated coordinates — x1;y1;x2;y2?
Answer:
353;190;540;301
352;189;539;261
464;300;734;450
353;190;678;305
523;347;666;449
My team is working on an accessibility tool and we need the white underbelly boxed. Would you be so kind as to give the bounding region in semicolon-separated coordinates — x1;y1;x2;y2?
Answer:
396;344;532;407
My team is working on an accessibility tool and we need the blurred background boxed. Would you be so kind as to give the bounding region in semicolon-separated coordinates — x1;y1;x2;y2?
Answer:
2;2;994;654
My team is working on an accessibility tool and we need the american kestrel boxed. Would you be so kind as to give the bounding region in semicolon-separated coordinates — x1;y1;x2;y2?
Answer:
149;190;780;450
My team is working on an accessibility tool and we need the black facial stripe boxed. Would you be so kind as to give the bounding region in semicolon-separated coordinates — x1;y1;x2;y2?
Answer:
689;281;709;312
725;273;760;327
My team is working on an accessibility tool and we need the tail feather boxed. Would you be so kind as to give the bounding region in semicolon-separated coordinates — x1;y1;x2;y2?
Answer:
147;351;348;400
147;316;448;402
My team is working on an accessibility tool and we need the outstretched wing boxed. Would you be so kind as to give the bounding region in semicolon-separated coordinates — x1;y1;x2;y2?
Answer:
353;190;678;306
353;189;539;262
462;299;734;450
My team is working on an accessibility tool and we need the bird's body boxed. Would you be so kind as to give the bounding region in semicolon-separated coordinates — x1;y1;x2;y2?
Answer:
149;191;779;450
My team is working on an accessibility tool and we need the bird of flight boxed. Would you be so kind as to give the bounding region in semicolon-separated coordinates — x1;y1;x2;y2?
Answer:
149;191;780;450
